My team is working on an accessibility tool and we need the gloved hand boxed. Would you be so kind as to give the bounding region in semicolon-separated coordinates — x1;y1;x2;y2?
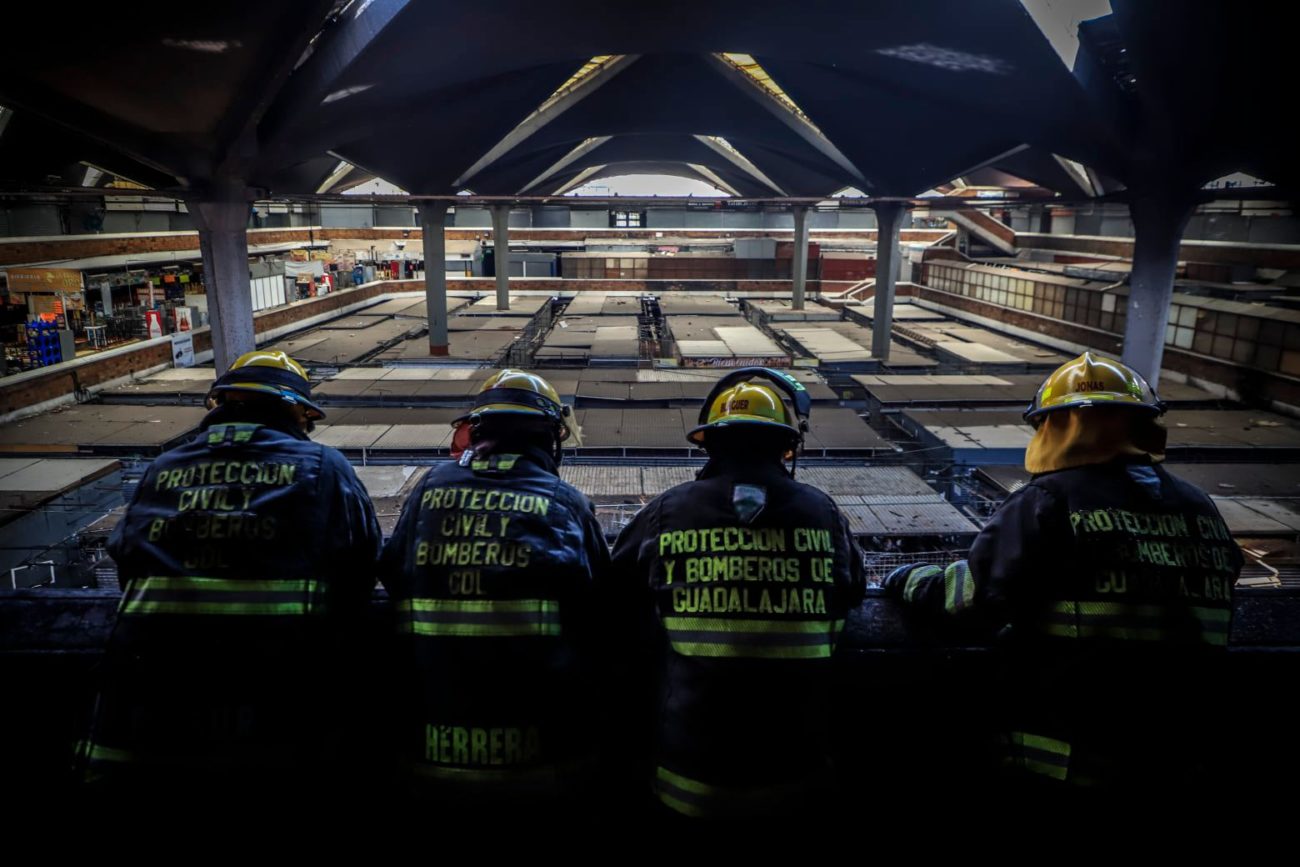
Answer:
881;563;917;596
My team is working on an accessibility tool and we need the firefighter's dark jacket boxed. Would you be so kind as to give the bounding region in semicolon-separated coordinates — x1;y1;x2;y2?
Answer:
610;454;866;816
89;416;382;776
378;445;611;789
891;457;1240;638
888;457;1243;785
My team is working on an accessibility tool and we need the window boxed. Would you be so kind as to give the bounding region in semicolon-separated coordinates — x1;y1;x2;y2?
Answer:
612;210;642;228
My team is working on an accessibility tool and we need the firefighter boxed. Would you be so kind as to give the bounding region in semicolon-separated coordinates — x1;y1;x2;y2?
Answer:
379;370;610;808
884;352;1242;792
82;350;381;798
610;368;866;818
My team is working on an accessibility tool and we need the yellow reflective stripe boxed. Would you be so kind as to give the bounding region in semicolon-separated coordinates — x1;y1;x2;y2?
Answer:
667;642;831;659
1017;733;1070;756
120;600;310;616
128;576;319;594
1045;622;1169;641
943;561;975;614
412;763;564;784
1050;601;1167;617
1044;600;1231;645
86;743;137;764
1192;606;1231;646
662;617;843;659
397;597;562;638
1044;622;1077;638
902;565;941;604
662;617;831;634
657;765;712;795
658;791;705;817
1024;759;1070;781
1006;732;1070;782
119;576;318;616
402;621;561;637
398;598;557;614
653;766;810;816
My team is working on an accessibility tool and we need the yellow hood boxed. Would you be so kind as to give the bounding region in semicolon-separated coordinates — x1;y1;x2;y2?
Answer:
1025;408;1168;474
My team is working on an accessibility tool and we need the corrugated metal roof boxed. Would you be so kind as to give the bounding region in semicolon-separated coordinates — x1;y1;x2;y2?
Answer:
560;465;642;497
869;501;980;534
313;425;390;448
642;466;698;495
1211;498;1298;535
370;425;451;450
798;466;936;496
0;458;121;494
1217;497;1300;532
838;505;888;535
975;465;1030;495
1170;463;1300;497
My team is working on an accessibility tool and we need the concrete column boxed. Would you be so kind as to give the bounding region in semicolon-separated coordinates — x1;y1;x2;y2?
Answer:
191;191;254;375
419;201;450;356
492;205;511;311
870;201;907;362
791;205;810;310
1120;194;1195;388
99;283;113;317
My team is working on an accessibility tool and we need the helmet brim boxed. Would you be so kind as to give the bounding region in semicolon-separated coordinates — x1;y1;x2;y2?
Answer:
688;416;801;445
209;382;327;421
1023;394;1163;425
451;405;572;442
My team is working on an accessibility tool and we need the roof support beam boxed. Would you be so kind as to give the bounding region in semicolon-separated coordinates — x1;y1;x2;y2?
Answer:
259;0;412;152
316;159;356;194
419;200;451;355
211;0;341;178
870;201;908;362
1121;192;1196;388
455;55;640;189
685;164;743;197
791;205;811;311
491;204;511;311
190;185;255;375
519;136;611;194
945;144;1033;187
1052;153;1098;197
693;136;786;195
552;164;607;196
707;53;868;190
0;77;187;181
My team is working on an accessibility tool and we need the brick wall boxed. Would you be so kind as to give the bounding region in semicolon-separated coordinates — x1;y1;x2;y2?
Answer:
447;277;811;294
0;280;399;415
0;228;315;267
0;342;174;415
1;227;948;267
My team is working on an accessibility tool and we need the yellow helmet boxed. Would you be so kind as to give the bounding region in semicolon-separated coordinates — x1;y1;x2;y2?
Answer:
455;369;571;441
688;381;798;445
1024;351;1164;427
207;349;325;420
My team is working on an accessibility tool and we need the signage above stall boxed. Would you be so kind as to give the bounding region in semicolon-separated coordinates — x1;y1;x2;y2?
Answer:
3;267;83;293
